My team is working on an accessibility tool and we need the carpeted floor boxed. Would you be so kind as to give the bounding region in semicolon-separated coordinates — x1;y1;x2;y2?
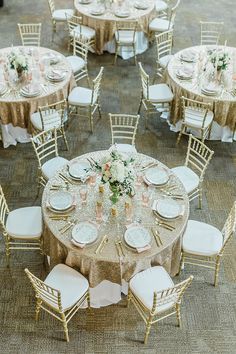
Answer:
0;1;236;353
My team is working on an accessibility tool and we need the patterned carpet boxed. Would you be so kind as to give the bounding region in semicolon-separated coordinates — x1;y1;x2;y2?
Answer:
0;0;236;353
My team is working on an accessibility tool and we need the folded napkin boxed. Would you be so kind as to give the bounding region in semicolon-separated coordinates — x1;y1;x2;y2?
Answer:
176;67;193;78
50;70;63;79
71;239;85;248
126;223;151;253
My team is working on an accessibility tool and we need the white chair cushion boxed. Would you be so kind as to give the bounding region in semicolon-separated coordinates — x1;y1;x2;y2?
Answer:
44;264;89;311
66;55;85;73
115;144;137;155
6;206;42;239
115;30;136;44
52;9;74;21
68;86;97;106
145;83;173;103
183;220;223;256
71;25;96;40
130;266;175;314
159;54;173;68
155;0;168;12
171;166;199;194
184;108;214;129
42;156;69;180
149;18;172;32
31;110;61;131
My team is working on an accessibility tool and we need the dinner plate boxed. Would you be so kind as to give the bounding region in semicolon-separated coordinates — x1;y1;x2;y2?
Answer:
144;166;169;186
79;0;93;4
49;191;74;211
72;222;98;244
176;68;193;80
47;70;65;82
180;51;196;63
114;11;130;18
20;86;41;97
69;160;91;180
134;2;148;10
124;225;151;248
155;197;182;219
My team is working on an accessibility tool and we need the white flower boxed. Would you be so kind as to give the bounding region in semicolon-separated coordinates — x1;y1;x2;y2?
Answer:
110;160;125;183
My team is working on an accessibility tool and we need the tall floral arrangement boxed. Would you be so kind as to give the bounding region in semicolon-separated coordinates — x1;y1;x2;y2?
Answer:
8;50;28;77
208;49;230;71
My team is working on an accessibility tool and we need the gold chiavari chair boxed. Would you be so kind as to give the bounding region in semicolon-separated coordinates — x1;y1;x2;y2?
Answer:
155;0;171;17
30;99;69;151
66;35;90;86
66;14;95;52
0;185;43;266
154;29;173;81
149;0;180;38
114;20;138;65
18;23;41;46
171;134;214;209
127;266;193;344
180;201;236;286
25;264;90;342
68;67;104;133
109;113;139;154
31;128;69;193
47;0;74;35
176;96;214;145
138;62;173;128
200;21;224;46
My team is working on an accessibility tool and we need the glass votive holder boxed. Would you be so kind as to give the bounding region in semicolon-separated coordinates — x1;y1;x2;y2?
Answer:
136;171;143;186
89;172;97;186
79;185;88;205
99;183;104;193
142;190;150;207
125;202;133;223
96;201;103;222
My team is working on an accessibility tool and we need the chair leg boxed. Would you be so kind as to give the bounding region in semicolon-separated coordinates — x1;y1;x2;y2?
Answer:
87;291;91;309
144;315;153;344
61;127;69;151
35;299;42;321
89;109;93;133
198;189;202;209
137;99;142;114
176;126;184;145
178;252;184;275
214;255;221;287
114;44;118;65
176;303;181;327
61;313;69;342
97;104;102;120
127;288;132;308
5;235;10;267
133;44;137;65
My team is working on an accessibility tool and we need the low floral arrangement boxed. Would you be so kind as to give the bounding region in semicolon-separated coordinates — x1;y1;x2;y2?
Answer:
91;149;135;204
208;49;230;71
8;50;28;76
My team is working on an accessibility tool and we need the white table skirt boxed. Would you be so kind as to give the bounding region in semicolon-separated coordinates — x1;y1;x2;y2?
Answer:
0;123;31;148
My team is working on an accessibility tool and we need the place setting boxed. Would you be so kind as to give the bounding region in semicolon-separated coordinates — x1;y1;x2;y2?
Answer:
122;223;152;253
46;190;76;224
71;221;101;249
20;83;41;98
175;66;194;81
179;50;197;63
134;1;149;10
46;69;66;83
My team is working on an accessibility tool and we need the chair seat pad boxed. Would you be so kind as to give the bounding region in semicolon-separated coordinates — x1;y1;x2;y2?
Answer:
183;220;223;256
42;156;69;180
68;86;96;106
52;9;74;21
6;206;42;239
184;108;214;129
155;0;168;12
31;110;61;131
159;54;173;68
115;144;137;155
71;25;96;40
115;30;136;44
149;18;172;32
171;166;199;194
145;83;173;103
66;56;85;73
44;264;89;311
130;266;175;314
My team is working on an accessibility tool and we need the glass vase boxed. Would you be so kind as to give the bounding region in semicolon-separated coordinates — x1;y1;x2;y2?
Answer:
109;184;120;204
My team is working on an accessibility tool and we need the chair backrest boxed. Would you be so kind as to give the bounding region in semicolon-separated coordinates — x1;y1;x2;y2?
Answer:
156;30;173;61
168;0;180;29
91;67;104;105
151;275;193;314
220;201;236;253
185;134;214;180
31;128;58;169
138;62;150;100
47;0;55;16
25;268;62;312
66;14;82;37
38;99;66;131
18;23;41;46
115;20;138;43
109;113;140;146
181;96;212;130
72;35;89;62
0;185;9;232
200;21;224;46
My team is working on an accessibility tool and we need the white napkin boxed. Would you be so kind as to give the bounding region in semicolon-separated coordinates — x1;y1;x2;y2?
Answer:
126;223;151;253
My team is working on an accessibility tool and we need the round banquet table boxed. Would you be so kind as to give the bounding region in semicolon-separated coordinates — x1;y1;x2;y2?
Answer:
42;150;189;308
0;46;76;148
74;0;155;56
166;45;236;142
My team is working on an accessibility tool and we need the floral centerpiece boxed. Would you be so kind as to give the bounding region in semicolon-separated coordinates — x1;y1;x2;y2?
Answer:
8;51;28;78
91;149;135;204
208;49;230;72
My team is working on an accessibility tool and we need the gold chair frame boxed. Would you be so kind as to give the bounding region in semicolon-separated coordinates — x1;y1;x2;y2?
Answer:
177;96;214;144
109;113;139;146
69;67;104;133
114;20;138;65
180;202;236;287
25;268;90;342
31;99;69;151
138;62;172;128
71;35;90;85
47;0;57;33
66;14;95;52
155;0;171;19
200;21;224;46
0;185;42;266
18;23;41;46
154;29;173;81
127;275;193;344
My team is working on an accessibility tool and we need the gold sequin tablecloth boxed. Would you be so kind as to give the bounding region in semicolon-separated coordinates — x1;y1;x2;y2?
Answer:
74;0;155;54
42;151;189;288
